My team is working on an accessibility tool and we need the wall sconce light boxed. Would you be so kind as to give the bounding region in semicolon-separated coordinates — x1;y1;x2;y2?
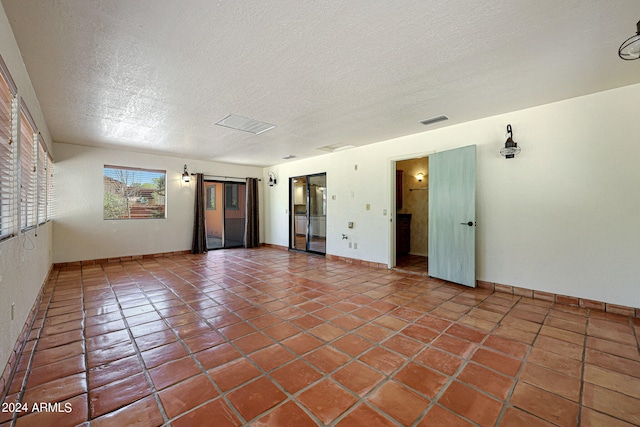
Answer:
500;124;521;159
619;20;640;60
182;164;191;182
268;171;277;186
416;173;424;182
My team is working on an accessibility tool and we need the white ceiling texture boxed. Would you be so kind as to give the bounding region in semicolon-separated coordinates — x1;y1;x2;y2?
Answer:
2;1;640;166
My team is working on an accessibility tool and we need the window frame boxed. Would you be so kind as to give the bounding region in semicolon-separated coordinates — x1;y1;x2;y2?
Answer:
0;54;17;241
103;165;167;220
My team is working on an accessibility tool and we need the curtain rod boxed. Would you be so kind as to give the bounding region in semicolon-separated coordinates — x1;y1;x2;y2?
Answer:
191;173;261;181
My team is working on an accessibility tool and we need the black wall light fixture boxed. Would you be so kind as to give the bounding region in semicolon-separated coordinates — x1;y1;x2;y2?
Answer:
619;20;640;60
268;171;277;186
182;164;190;182
500;125;521;159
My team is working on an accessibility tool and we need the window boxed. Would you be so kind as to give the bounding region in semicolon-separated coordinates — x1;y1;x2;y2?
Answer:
104;165;166;219
46;155;53;220
0;55;17;241
19;101;37;231
37;134;50;224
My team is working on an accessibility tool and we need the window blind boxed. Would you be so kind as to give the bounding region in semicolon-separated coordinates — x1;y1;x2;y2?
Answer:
46;155;53;220
0;55;17;241
37;134;48;224
19;101;37;231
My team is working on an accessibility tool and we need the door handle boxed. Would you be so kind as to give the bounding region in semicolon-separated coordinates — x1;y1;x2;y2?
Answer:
460;221;474;226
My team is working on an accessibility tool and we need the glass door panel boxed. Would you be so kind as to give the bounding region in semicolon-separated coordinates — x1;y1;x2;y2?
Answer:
204;182;224;249
291;176;307;251
308;174;326;254
204;180;246;250
224;182;246;248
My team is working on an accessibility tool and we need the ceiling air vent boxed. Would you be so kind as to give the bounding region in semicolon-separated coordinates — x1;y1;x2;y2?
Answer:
215;114;276;134
419;115;448;126
318;143;355;152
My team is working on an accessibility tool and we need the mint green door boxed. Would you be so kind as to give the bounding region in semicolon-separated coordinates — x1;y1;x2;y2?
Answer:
428;145;476;287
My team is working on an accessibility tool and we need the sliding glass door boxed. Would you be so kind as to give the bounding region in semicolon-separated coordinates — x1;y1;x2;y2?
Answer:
204;181;246;249
290;173;326;254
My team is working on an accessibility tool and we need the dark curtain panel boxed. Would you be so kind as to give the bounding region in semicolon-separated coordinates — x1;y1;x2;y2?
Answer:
191;173;208;254
244;177;260;248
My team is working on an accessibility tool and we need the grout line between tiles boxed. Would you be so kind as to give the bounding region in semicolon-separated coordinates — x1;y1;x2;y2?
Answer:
576;310;591;427
492;297;552;427
80;268;91;426
105;269;171;425
142;266;250;426
413;294;522;426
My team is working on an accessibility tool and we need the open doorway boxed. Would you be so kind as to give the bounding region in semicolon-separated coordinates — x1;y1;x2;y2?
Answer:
394;157;429;275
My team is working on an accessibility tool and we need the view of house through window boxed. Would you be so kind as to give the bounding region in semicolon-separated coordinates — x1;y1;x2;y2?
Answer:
103;165;166;219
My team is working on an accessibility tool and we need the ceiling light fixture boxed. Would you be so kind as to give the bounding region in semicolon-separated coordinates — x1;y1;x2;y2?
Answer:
619;20;640;60
500;124;521;159
215;114;276;134
420;115;448;126
182;164;191;182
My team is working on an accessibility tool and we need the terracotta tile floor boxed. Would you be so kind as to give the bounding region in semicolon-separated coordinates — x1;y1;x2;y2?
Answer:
2;247;639;426
394;254;428;276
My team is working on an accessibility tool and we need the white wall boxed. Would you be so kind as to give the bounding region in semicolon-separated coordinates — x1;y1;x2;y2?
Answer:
264;84;640;308
0;4;53;375
53;143;264;263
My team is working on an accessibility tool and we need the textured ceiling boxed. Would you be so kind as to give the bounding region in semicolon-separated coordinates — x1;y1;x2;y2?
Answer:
2;0;640;166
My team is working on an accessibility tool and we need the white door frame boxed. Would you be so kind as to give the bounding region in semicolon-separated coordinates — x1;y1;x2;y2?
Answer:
387;151;435;269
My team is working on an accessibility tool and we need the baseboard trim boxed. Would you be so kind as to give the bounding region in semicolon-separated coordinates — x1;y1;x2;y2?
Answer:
52;249;192;269
477;280;639;319
261;243;289;251
325;254;388;270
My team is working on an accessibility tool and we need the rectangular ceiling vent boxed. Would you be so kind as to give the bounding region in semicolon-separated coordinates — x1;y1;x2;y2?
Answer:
318;143;355;153
419;115;449;126
215;114;276;134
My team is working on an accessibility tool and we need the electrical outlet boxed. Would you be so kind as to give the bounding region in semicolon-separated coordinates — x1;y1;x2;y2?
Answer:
349;242;352;248
366;204;370;210
353;243;358;250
